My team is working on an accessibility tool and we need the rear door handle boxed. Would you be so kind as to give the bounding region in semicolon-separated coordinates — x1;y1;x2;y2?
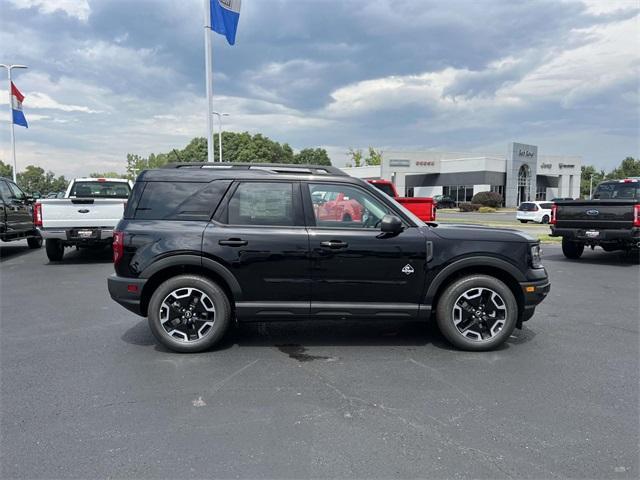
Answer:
320;240;348;249
218;238;248;247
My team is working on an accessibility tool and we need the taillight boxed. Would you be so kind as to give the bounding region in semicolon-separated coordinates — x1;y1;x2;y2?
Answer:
550;204;558;225
633;204;640;228
33;202;42;227
113;230;124;265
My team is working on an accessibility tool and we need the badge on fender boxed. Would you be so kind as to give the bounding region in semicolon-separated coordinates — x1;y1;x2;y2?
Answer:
402;264;414;275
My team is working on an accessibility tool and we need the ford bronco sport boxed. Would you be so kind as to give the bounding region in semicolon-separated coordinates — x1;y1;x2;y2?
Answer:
108;163;550;352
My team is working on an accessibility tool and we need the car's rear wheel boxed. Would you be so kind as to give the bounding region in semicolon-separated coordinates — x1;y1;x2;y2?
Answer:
562;238;584;259
519;220;527;223
27;235;42;249
541;215;550;224
148;275;231;353
45;239;64;261
342;213;352;222
436;275;518;351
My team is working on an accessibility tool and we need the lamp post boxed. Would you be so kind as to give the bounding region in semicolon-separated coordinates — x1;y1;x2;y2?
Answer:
211;111;229;162
589;174;594;199
0;64;28;182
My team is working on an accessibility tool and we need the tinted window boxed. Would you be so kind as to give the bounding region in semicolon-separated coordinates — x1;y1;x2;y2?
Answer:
593;182;640;200
227;182;294;226
7;182;26;200
135;181;230;220
309;183;391;229
0;181;13;201
540;203;553;209
70;181;131;198
518;203;538;211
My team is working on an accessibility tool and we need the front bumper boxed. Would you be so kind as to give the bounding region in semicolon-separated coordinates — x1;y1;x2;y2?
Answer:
107;274;147;316
519;269;551;323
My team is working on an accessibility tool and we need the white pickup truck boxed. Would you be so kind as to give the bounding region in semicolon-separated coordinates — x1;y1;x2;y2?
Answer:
35;177;132;261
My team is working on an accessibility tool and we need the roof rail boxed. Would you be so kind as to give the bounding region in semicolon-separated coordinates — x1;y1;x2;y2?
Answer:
161;162;348;177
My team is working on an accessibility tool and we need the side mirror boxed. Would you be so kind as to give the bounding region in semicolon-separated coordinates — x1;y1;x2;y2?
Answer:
380;214;403;234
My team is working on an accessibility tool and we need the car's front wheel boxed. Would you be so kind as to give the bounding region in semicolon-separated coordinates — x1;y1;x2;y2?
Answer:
541;215;550;224
436;275;518;351
45;239;64;261
148;275;231;353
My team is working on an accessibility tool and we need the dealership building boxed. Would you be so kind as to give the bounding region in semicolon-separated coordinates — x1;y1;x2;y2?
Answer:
342;142;582;207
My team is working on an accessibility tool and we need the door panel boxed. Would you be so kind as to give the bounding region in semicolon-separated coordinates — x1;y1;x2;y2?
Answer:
305;182;428;318
2;181;32;233
202;181;311;318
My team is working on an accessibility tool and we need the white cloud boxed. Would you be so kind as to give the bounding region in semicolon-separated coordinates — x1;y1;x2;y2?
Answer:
7;0;90;21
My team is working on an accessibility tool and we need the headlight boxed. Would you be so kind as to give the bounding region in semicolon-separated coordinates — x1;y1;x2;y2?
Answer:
530;244;543;269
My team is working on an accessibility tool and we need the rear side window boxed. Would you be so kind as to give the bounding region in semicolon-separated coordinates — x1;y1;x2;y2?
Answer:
227;182;294;226
540;203;553;209
133;181;230;220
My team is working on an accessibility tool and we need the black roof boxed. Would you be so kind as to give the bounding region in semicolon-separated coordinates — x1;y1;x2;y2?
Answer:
138;162;351;182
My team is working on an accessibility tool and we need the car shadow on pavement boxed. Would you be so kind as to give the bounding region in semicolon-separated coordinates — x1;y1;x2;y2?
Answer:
121;318;537;354
543;248;640;266
0;243;35;263
46;246;113;265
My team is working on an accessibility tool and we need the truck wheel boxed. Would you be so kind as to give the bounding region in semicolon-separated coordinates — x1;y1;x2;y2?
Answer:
27;235;42;249
541;215;550;224
436;275;518;351
342;213;352;222
45;239;64;261
519;220;527;223
148;275;231;353
562;238;584;259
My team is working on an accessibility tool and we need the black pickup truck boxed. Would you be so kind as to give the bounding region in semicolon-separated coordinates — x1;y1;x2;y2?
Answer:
0;177;42;249
550;178;640;258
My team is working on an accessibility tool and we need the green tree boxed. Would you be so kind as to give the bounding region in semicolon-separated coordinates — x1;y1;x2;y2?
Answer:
294;148;331;165
606;156;640;180
15;165;67;195
580;165;605;198
347;148;363;167
0;160;13;179
90;172;128;179
365;147;383;166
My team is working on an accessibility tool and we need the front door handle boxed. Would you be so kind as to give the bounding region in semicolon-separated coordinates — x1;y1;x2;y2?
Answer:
320;240;348;249
218;238;248;247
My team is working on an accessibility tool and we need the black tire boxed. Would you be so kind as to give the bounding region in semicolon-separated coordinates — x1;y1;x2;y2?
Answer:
148;275;231;353
45;239;64;261
562;238;584;259
342;213;352;222
27;235;42;249
436;275;518;351
541;215;550;224
519;220;527;223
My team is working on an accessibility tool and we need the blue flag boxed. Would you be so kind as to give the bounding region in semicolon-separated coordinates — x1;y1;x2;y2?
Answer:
210;0;241;45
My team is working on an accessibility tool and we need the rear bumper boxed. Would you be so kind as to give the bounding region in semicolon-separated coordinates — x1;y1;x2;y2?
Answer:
550;226;640;244
107;274;147;316
39;227;114;243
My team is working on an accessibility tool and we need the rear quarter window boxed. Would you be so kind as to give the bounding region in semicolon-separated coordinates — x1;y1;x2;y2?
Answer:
132;180;231;220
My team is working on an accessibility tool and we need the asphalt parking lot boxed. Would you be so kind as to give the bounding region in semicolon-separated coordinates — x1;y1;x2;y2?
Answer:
1;240;638;479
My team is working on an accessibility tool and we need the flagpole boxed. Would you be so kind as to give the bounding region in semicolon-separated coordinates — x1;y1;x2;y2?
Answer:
203;0;215;163
0;64;27;182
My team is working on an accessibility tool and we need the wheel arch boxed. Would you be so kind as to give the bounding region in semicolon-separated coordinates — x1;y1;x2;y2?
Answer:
139;255;241;317
426;257;526;322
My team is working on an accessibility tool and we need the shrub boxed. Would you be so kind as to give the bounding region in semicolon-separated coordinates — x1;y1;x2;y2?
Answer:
478;206;497;213
459;203;481;212
471;191;503;208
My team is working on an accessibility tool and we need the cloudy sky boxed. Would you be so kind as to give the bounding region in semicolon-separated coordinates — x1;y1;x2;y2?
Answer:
0;0;638;177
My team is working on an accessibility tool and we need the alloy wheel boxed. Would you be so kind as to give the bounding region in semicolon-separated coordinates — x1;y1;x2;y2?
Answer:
159;287;216;342
452;287;507;341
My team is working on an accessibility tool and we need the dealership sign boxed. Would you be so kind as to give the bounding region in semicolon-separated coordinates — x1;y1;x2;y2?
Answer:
389;159;411;167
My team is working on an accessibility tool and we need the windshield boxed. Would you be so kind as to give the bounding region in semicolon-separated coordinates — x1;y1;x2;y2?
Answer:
371;183;396;197
70;181;131;198
593;182;640;200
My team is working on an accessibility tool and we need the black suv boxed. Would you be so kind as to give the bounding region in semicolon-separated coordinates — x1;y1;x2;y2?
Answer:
108;163;550;352
0;177;42;249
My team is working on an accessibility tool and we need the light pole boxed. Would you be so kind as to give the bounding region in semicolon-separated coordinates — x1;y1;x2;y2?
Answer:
0;64;28;182
211;111;229;162
589;174;594;198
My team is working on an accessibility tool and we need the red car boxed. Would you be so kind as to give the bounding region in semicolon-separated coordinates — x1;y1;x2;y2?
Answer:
313;191;363;222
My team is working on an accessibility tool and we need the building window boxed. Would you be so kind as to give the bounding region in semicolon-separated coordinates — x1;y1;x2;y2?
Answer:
443;185;474;204
536;186;546;201
517;164;531;204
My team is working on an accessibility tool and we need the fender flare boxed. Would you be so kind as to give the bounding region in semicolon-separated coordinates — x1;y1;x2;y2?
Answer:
140;254;242;301
425;255;525;304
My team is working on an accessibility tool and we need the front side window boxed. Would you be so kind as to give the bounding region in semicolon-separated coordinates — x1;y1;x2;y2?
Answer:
309;183;391;229
228;182;295;226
